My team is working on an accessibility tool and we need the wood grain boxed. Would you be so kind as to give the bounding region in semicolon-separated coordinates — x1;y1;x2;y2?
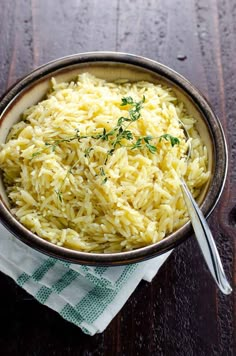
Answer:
0;0;235;355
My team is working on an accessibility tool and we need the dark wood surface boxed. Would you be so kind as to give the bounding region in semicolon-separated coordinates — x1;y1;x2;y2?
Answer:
0;0;235;355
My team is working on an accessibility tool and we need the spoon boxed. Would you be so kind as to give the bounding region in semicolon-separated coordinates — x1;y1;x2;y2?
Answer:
179;121;232;295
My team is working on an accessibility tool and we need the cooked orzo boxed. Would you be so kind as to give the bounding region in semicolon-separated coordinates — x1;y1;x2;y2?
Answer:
0;73;210;253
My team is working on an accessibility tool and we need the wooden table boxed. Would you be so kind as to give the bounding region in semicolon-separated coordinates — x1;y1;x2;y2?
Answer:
0;0;235;355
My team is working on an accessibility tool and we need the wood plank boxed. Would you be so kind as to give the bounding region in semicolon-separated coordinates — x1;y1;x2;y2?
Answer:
31;0;118;65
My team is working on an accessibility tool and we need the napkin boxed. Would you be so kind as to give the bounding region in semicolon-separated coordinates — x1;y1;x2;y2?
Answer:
0;224;172;335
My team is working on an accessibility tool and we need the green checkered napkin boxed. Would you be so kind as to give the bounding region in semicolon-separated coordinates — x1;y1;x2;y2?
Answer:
0;224;171;335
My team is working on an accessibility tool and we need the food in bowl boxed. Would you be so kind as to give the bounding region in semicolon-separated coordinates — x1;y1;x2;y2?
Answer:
0;72;210;253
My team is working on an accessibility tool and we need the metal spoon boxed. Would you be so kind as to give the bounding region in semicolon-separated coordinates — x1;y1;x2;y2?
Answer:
179;121;232;295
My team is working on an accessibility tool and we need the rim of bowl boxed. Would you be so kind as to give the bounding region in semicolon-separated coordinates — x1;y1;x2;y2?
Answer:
0;52;228;265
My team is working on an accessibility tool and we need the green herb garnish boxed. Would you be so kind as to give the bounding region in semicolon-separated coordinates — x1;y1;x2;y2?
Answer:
84;147;94;157
31;95;180;198
55;189;63;203
159;134;180;147
131;135;157;154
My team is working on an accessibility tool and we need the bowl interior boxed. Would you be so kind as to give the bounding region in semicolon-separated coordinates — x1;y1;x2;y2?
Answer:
0;61;213;207
0;54;225;265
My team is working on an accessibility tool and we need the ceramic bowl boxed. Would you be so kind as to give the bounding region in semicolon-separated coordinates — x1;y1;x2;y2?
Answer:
0;52;228;265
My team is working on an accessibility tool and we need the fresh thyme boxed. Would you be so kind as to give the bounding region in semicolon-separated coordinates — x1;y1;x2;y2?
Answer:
55;157;81;202
84;147;94;157
159;133;180;147
31;95;180;199
100;167;108;184
131;135;157;154
131;134;180;153
55;189;63;203
32;129;82;157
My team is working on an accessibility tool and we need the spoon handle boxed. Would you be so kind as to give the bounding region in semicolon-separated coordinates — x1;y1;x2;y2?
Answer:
180;177;232;295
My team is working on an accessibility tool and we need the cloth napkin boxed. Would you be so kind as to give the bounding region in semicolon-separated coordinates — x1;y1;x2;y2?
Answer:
0;224;172;335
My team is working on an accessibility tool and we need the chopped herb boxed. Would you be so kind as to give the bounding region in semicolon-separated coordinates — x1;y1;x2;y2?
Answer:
121;96;134;106
117;117;129;126
102;177;108;185
100;167;106;176
100;167;107;184
55;189;63;202
131;137;143;150
84;147;94;157
145;143;157;154
131;136;156;153
143;136;153;143
159;134;180;147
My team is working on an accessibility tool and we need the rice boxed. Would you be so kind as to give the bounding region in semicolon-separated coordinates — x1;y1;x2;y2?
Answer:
0;73;210;253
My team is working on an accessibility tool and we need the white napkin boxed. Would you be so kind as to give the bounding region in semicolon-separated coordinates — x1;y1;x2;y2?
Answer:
0;223;172;335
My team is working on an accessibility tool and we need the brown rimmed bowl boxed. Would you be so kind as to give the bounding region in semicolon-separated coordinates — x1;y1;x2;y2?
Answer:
0;52;228;265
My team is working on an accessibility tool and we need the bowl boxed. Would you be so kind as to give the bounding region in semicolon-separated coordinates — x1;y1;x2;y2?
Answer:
0;52;228;265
